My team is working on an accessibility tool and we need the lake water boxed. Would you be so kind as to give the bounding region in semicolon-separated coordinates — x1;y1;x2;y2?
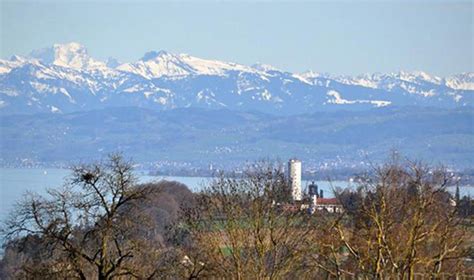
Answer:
0;168;472;224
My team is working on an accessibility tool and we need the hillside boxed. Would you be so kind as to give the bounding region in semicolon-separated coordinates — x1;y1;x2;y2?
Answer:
1;106;472;170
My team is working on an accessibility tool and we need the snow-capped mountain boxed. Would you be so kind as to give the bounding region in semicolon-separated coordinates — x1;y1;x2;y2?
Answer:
28;42;106;70
0;42;472;115
445;73;474;90
117;50;256;79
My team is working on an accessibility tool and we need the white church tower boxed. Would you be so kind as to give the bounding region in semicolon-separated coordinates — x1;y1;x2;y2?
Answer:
288;159;302;201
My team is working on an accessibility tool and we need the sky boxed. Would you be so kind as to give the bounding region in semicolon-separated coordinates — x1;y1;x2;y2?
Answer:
0;1;472;76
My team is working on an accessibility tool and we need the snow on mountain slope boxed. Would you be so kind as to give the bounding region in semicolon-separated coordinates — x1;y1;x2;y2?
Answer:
445;73;474;90
326;90;391;107
321;71;473;93
117;50;257;79
302;71;470;100
0;55;29;74
252;63;281;72
324;71;443;88
0;42;472;115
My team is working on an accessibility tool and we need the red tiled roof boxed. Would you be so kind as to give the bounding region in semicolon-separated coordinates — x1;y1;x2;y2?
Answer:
317;198;340;205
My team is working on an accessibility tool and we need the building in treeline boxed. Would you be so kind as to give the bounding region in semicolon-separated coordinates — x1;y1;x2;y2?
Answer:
288;159;302;201
311;197;343;213
287;160;342;213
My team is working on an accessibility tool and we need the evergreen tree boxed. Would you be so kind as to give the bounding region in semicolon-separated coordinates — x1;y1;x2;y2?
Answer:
455;184;461;204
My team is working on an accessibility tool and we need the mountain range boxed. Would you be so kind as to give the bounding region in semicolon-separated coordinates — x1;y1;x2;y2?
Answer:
1;43;473;171
1;42;473;115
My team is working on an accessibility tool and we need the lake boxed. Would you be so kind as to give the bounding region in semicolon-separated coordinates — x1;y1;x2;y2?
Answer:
0;168;472;224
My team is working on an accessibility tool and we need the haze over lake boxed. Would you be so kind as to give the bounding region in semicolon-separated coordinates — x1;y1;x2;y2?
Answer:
1;168;472;224
0;168;352;221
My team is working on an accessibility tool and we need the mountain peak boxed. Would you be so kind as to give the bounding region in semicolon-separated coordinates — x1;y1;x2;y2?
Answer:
10;55;25;62
300;70;325;79
141;50;173;61
106;57;121;68
29;42;105;70
445;72;474;90
119;50;255;79
394;70;442;85
252;63;280;72
54;42;86;52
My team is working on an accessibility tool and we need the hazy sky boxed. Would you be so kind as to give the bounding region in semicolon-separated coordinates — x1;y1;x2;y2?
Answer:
1;1;472;76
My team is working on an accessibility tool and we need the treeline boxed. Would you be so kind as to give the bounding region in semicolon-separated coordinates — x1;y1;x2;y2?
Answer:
0;155;473;279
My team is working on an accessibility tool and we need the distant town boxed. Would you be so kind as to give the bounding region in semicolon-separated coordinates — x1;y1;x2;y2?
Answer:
3;156;474;186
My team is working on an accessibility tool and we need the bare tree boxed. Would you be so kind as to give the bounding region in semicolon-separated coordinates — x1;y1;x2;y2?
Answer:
2;154;163;279
179;161;319;279
330;159;471;278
